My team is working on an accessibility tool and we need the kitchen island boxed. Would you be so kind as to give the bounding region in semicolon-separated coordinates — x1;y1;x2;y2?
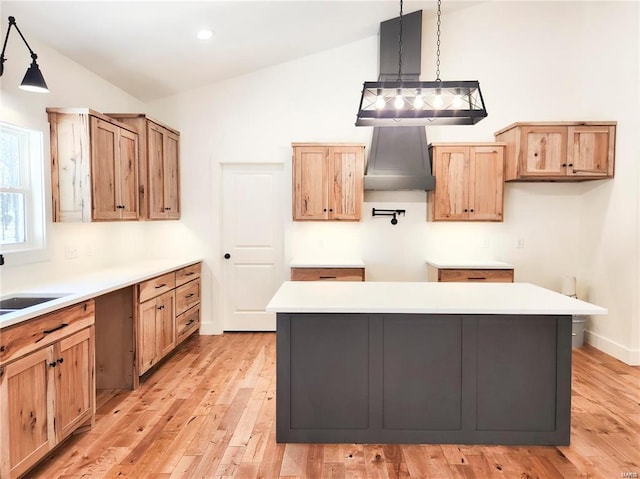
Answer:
266;281;607;445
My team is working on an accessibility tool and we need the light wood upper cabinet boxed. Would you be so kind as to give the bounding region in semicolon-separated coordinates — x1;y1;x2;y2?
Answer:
495;122;616;181
47;108;139;222
292;143;364;221
0;302;95;479
428;143;505;222
107;114;181;220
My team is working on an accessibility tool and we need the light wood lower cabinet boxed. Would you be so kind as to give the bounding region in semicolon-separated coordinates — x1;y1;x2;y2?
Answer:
135;263;201;378
291;267;365;281
0;302;95;479
137;291;175;375
428;266;514;283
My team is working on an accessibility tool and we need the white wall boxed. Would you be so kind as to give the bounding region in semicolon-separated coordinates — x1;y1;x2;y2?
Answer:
150;1;639;363
0;33;200;293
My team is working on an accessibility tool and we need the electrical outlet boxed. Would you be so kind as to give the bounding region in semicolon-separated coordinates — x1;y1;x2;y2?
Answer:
64;244;78;259
516;238;525;249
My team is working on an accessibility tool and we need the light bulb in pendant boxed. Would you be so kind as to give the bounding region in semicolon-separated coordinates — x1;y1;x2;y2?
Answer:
375;93;386;110
413;89;424;109
394;91;405;109
432;90;443;109
452;89;464;108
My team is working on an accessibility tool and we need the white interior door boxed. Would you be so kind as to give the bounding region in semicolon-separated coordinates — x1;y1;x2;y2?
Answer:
221;163;285;331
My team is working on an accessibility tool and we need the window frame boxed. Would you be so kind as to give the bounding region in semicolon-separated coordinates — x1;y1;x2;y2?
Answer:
0;121;46;256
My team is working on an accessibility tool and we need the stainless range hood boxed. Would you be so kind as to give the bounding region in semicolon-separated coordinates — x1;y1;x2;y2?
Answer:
364;10;435;191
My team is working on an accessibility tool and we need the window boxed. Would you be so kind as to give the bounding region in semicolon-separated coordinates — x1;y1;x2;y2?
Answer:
0;122;45;254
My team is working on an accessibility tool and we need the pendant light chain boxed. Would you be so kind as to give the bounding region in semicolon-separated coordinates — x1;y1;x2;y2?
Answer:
397;0;403;80
435;0;441;81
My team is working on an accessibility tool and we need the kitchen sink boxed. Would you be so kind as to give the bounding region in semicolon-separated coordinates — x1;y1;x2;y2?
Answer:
0;294;69;312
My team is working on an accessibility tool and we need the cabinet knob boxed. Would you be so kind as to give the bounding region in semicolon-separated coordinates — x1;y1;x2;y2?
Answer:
562;163;567;167
49;362;57;368
469;209;474;213
568;163;573;167
157;305;165;310
323;208;327;212
164;207;172;211
463;209;468;213
329;209;333;212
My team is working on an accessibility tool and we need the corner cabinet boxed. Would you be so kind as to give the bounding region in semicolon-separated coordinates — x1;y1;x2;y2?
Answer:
107;114;180;220
292;143;364;221
0;301;95;479
428;143;505;222
47;108;139;222
494;122;616;181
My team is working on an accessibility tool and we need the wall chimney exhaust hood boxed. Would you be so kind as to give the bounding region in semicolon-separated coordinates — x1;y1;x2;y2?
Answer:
362;10;436;191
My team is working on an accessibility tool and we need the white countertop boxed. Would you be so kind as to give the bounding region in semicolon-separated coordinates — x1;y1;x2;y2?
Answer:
425;259;514;269
266;281;607;316
289;257;365;268
0;257;202;329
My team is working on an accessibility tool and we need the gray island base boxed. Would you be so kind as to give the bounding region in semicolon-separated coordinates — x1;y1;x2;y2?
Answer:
267;282;608;446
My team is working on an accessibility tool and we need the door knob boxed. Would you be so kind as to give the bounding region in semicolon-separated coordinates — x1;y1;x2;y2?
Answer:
224;253;231;259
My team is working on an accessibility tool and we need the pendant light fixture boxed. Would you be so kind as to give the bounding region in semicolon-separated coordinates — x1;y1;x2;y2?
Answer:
0;16;49;93
356;0;486;126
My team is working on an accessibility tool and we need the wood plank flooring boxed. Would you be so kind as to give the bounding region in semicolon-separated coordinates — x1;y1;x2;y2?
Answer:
26;333;640;478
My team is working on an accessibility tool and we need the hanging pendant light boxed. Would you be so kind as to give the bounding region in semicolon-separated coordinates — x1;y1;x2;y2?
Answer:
356;0;486;126
0;16;49;93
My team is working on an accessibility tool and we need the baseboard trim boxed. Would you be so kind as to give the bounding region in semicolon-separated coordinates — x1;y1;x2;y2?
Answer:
199;322;222;335
585;330;640;365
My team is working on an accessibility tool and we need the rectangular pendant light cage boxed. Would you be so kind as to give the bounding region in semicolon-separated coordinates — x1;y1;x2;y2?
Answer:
356;80;487;126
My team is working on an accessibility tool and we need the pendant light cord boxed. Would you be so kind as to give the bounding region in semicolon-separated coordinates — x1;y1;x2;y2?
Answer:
435;0;441;81
397;0;403;80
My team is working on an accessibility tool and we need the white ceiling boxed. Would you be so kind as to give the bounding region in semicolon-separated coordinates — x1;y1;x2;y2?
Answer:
2;1;479;102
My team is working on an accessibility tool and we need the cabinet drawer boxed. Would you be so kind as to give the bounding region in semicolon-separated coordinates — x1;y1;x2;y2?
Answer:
175;279;201;315
176;263;201;287
139;272;176;302
438;269;514;283
291;267;365;282
176;306;200;344
0;300;95;365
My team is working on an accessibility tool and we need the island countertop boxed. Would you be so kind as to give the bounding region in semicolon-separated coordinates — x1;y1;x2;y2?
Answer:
266;281;607;316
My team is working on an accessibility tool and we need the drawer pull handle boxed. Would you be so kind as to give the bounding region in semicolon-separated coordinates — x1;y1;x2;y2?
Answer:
319;276;337;280
185;293;195;298
185;272;195;276
155;283;167;289
186;319;195;326
43;323;69;335
467;277;486;280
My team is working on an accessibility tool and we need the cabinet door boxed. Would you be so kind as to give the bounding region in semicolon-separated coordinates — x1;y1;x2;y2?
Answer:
0;347;54;479
54;328;94;441
138;299;159;374
157;292;175;360
293;147;329;220
91;117;120;220
329;147;363;221
164;130;180;219
519;126;566;177
147;123;167;220
118;128;139;220
469;146;504;221
431;147;469;220
567;126;614;178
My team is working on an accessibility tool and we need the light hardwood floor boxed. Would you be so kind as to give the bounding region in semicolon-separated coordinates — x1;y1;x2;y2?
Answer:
26;333;640;479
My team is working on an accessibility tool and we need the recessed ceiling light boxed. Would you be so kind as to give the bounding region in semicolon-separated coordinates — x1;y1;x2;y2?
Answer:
197;29;214;41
